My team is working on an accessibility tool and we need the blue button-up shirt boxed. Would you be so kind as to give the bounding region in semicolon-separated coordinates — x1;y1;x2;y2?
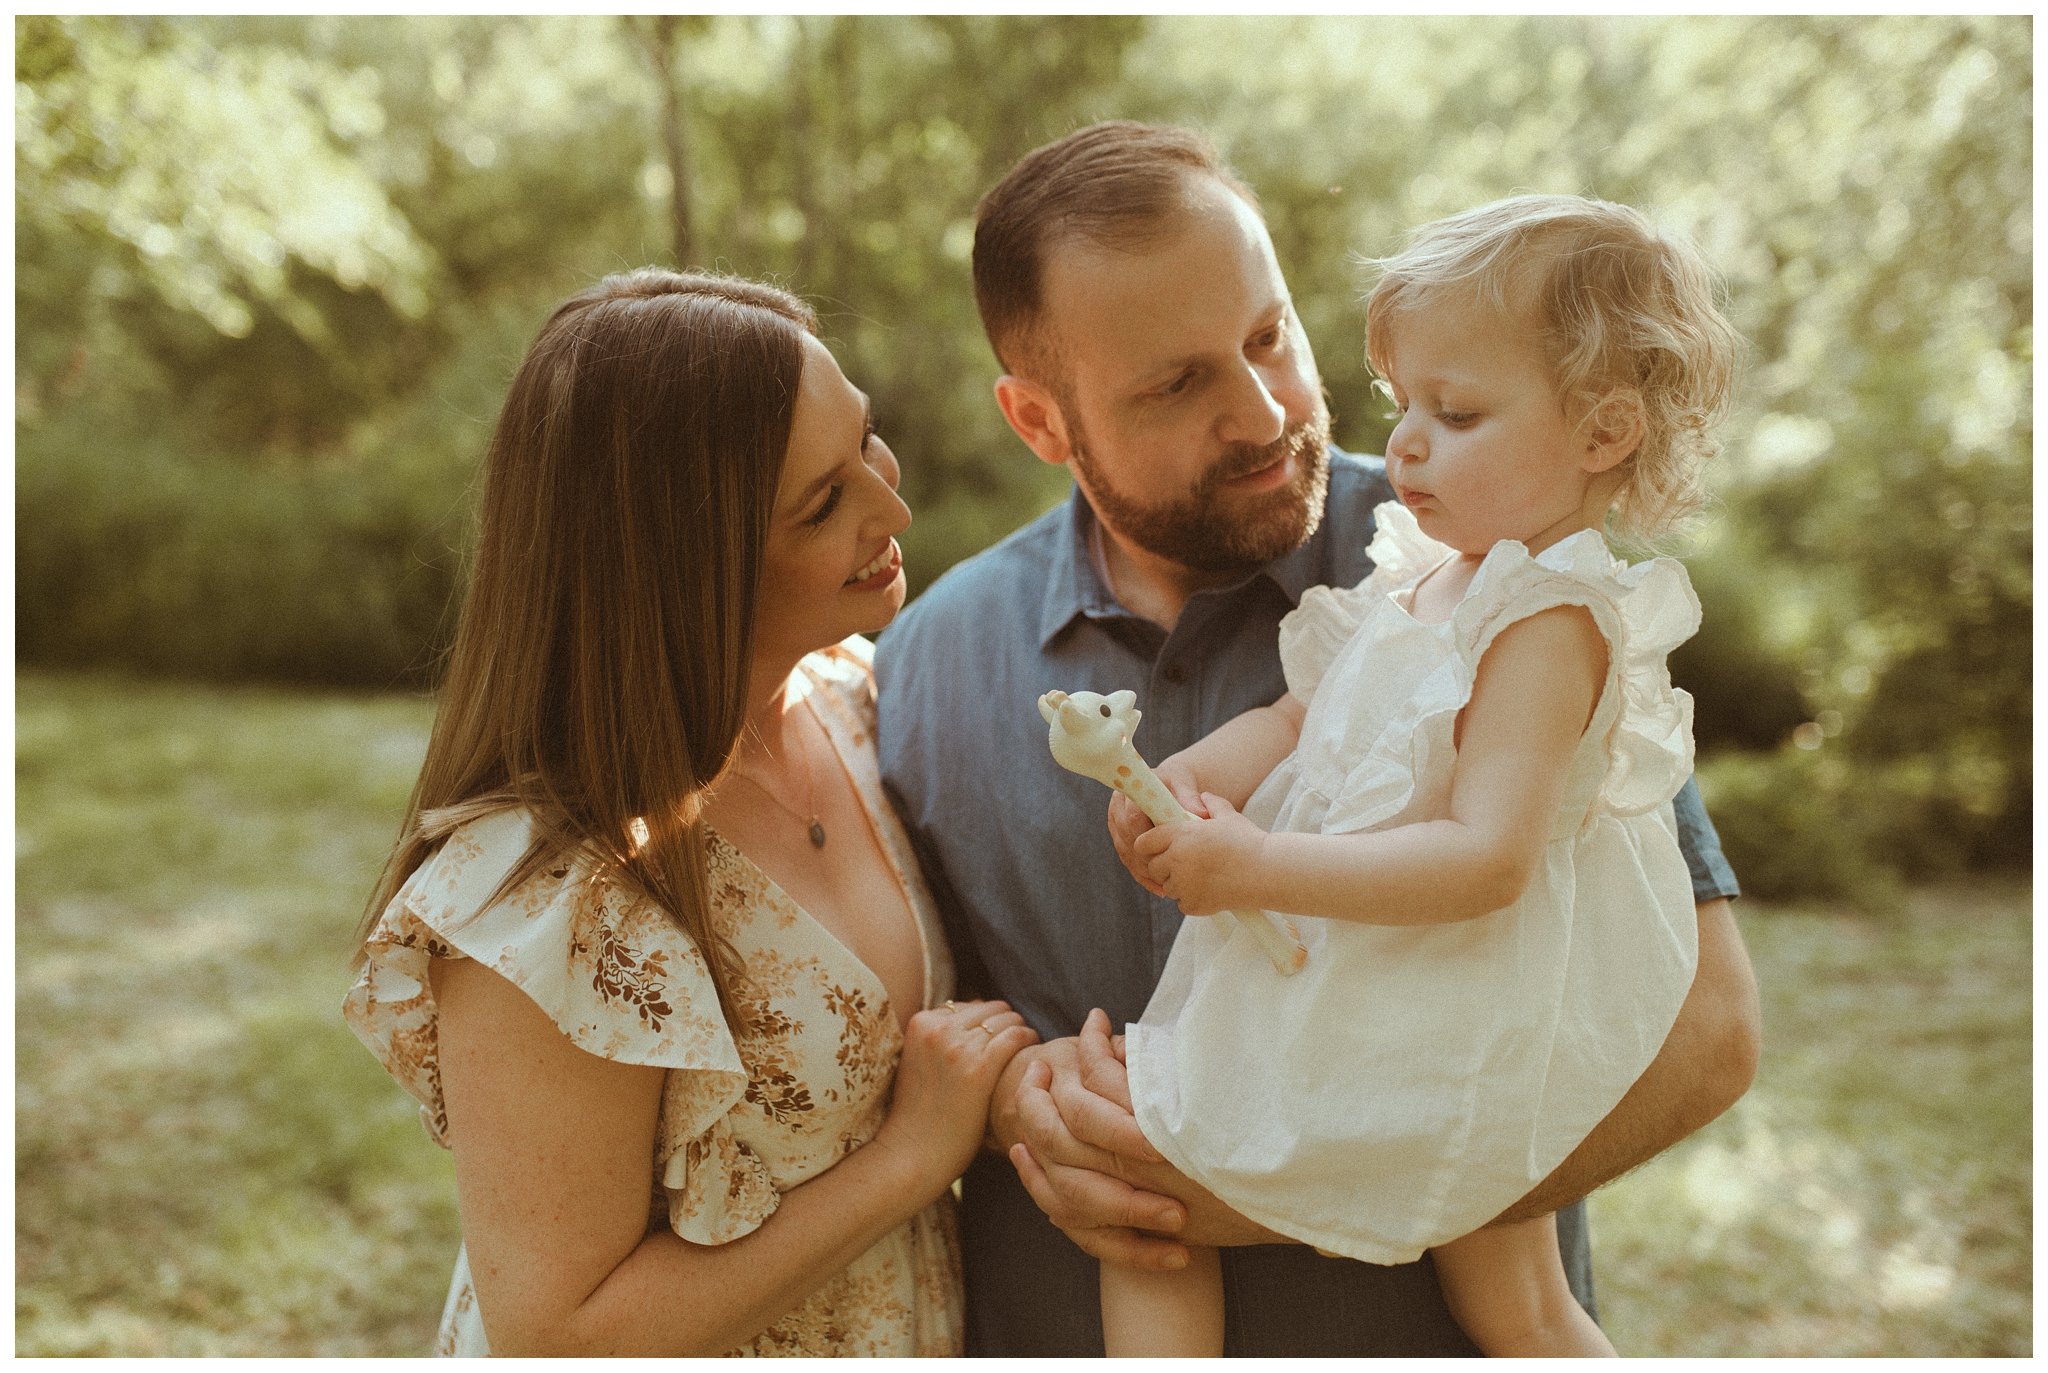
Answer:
877;448;1739;1355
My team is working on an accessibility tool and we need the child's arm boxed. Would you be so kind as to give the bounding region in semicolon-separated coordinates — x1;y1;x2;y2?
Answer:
1157;693;1307;811
1108;694;1306;895
1135;606;1606;926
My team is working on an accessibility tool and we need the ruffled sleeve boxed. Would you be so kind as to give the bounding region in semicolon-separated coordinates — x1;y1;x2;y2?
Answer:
1304;528;1700;837
1279;501;1452;699
1452;530;1701;817
341;807;778;1246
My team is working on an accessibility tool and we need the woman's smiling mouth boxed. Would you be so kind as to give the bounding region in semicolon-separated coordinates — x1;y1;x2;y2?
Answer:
844;540;902;589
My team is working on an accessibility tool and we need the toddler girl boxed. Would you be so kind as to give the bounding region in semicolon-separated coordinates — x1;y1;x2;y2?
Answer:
1099;194;1741;1356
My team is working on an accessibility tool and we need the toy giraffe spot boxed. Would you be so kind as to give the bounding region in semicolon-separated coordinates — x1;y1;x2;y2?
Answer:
1116;765;1132;777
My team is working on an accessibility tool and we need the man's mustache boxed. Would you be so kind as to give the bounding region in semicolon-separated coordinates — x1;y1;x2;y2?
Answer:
1206;417;1329;486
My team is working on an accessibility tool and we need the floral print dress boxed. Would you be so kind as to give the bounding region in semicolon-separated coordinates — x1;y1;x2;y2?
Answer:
343;641;961;1356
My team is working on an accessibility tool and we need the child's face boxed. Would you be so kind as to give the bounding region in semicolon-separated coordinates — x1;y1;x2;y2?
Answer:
1378;294;1611;557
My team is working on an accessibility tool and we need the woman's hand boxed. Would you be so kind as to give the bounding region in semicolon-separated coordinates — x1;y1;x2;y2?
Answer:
1131;793;1267;916
1107;755;1208;896
876;999;1038;1194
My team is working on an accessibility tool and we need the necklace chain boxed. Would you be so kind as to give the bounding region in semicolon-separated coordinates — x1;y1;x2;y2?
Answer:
731;696;828;849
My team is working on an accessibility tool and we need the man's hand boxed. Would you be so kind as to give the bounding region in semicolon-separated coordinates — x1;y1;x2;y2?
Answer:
993;1010;1286;1268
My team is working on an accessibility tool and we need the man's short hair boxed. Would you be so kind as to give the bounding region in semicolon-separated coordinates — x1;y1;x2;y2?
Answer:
972;121;1259;381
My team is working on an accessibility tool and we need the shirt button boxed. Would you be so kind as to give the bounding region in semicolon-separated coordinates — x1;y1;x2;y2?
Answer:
1162;663;1187;685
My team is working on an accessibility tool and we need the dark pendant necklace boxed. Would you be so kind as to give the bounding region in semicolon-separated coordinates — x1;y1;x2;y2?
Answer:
733;697;828;849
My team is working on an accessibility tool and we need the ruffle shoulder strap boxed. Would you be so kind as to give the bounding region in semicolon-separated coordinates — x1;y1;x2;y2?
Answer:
343;807;769;1244
1279;501;1452;698
1453;530;1702;816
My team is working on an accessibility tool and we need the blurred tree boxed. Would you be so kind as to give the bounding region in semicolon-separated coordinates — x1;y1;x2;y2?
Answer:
14;15;2030;880
16;15;440;443
627;14;705;269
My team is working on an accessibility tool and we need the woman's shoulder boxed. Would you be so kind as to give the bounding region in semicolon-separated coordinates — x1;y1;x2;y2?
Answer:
800;635;878;727
805;635;875;686
350;806;744;1072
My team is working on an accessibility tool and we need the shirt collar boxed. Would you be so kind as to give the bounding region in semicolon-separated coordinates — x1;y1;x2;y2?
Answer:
1037;488;1121;648
1036;476;1340;649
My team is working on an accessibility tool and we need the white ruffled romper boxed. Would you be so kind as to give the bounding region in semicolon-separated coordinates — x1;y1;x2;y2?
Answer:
1126;502;1703;1264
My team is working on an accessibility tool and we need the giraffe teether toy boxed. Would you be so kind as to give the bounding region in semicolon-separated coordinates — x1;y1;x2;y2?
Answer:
1038;688;1308;976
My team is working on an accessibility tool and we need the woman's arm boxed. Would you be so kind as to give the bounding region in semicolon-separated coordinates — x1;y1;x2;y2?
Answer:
1136;606;1606;925
433;957;1033;1355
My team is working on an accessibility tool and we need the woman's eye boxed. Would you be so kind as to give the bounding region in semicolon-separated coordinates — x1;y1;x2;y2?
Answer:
806;485;843;526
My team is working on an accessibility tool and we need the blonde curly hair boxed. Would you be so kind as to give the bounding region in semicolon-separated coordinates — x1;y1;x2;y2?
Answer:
1364;194;1742;541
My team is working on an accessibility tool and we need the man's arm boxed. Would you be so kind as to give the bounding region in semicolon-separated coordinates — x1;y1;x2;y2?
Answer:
1495;895;1760;1220
996;896;1759;1262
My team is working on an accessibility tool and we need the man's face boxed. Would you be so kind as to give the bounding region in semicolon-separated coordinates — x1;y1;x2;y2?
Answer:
1037;175;1330;574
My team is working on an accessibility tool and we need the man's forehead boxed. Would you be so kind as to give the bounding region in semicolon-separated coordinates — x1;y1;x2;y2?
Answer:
1039;197;1290;378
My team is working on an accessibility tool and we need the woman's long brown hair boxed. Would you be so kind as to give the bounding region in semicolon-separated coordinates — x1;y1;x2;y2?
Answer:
354;269;818;1030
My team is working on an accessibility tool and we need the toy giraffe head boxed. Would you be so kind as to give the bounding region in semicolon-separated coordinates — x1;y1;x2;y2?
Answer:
1037;689;1142;784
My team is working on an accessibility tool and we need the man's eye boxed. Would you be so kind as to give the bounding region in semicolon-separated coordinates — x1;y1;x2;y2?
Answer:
1161;372;1194;397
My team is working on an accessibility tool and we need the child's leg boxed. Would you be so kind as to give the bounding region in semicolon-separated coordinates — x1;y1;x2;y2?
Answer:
1431;1214;1615;1357
1099;1245;1224;1357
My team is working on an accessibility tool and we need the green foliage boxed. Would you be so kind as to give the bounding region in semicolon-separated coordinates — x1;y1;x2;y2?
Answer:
16;405;468;686
14;15;2031;878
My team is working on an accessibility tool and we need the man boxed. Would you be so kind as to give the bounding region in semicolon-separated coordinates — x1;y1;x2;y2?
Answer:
877;121;1759;1356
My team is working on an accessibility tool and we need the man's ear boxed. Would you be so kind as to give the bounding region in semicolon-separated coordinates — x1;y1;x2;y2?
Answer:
1578;389;1645;474
993;374;1074;468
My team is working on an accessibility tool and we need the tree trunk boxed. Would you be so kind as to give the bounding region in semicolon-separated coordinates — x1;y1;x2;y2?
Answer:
789;17;820;288
636;16;695;268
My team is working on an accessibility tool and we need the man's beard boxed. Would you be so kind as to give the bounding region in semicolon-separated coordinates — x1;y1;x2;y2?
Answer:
1071;405;1332;575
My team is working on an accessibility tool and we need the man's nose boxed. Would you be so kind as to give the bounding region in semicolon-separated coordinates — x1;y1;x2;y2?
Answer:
1216;362;1287;448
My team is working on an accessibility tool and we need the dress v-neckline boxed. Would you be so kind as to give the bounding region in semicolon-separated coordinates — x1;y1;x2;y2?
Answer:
706;658;933;1029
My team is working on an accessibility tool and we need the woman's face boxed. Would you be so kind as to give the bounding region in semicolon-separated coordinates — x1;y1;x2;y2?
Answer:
751;333;913;669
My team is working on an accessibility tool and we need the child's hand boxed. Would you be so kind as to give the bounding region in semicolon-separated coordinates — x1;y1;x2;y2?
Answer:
1107;756;1208;896
1131;793;1265;916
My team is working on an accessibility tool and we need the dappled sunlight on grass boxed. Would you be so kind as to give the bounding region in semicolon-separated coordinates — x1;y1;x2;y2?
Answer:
14;673;2031;1354
1592;884;2029;1355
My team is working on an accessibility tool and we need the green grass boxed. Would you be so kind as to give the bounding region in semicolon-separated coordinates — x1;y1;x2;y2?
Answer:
16;673;455;1356
1591;884;2032;1355
14;672;2032;1355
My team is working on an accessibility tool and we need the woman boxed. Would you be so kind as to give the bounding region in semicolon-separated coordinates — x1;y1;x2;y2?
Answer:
343;270;1035;1355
